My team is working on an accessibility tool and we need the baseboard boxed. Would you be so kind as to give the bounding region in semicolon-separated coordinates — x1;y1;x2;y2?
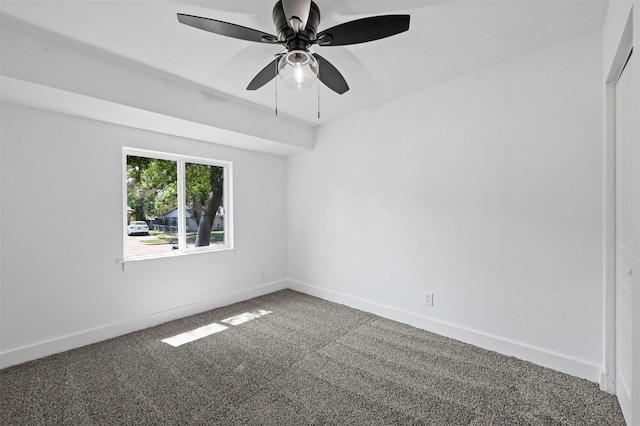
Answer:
287;279;602;384
0;280;287;369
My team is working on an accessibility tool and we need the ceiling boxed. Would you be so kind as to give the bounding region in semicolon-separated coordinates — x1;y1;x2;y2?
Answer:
1;0;609;125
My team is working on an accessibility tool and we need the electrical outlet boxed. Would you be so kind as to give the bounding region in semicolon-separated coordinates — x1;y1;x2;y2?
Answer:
423;292;434;306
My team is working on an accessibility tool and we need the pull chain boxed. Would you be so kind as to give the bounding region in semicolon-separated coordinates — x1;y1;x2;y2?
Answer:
275;59;278;116
317;63;321;119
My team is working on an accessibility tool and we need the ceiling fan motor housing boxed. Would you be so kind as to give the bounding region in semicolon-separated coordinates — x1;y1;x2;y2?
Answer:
272;0;320;51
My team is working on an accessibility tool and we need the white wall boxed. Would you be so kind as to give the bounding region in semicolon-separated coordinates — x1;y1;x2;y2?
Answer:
287;31;604;381
0;104;288;368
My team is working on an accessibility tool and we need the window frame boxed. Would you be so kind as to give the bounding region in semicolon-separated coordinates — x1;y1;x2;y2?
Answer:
122;147;234;261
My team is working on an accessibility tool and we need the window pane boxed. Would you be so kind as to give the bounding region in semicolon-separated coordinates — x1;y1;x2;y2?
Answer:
185;162;225;249
126;156;179;256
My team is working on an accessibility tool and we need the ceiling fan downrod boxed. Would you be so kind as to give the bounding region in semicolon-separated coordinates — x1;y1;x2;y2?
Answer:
272;0;320;52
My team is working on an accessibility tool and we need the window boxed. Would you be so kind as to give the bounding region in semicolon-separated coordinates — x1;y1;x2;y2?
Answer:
123;148;232;259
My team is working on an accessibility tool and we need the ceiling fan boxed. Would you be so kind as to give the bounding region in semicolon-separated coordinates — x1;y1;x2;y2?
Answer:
177;0;410;95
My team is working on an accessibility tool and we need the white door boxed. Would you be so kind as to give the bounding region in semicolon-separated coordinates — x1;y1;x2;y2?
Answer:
615;51;635;424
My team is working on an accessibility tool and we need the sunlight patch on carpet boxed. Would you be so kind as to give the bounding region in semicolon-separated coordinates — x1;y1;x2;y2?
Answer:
221;309;272;326
162;323;228;347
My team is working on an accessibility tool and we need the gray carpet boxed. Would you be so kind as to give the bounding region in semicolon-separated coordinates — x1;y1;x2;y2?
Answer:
0;289;626;425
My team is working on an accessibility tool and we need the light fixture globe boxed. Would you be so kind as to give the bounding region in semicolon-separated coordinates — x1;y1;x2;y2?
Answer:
278;50;318;91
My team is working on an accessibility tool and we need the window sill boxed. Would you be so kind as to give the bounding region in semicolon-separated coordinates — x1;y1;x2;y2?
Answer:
117;247;235;271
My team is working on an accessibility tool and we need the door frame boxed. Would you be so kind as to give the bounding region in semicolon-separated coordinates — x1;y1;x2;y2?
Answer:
603;6;639;424
603;11;632;394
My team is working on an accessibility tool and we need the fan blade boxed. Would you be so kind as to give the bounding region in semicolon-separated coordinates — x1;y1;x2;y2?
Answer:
247;58;280;90
313;53;349;95
317;15;410;46
281;0;312;32
177;13;278;43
